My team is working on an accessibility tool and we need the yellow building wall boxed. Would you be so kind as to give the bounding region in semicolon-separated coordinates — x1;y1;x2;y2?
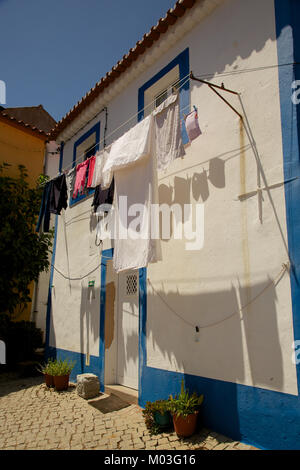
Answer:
0;117;46;321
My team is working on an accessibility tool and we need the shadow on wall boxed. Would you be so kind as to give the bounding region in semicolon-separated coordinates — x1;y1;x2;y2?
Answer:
158;155;226;240
47;286;56;361
190;0;277;81
79;284;101;373
144;277;283;439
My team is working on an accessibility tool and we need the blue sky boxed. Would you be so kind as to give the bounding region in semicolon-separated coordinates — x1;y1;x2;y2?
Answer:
0;0;176;122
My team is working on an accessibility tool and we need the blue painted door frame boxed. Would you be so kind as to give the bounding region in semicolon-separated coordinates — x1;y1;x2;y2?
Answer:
99;249;146;398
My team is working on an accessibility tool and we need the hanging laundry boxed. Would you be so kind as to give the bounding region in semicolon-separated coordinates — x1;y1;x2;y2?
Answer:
87;155;96;188
91;178;115;213
90;150;101;188
153;92;184;171
49;173;68;215
95;203;116;246
99;114;161;272
66;167;76;200
36;180;52;232
184;109;202;142
36;174;67;232
102;113;154;185
113;148;161;272
91;148;112;189
73;160;89;199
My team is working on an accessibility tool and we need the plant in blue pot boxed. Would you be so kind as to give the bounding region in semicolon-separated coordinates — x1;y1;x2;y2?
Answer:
142;399;172;435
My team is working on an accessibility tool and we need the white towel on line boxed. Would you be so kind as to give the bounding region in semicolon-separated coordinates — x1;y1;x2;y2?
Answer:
91;148;112;189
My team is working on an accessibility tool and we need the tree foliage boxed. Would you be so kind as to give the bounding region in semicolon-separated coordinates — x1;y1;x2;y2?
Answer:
0;163;53;316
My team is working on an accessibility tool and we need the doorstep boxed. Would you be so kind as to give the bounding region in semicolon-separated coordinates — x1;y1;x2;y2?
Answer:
105;384;139;405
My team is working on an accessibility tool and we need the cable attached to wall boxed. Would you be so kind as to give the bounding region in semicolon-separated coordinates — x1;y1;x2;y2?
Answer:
50;248;113;281
147;262;290;331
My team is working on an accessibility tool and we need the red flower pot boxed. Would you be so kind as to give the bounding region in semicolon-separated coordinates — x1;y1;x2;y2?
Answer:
53;374;69;391
44;373;54;388
172;411;199;437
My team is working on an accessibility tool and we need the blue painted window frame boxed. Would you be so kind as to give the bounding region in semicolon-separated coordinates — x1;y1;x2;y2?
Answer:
69;122;100;206
138;48;190;144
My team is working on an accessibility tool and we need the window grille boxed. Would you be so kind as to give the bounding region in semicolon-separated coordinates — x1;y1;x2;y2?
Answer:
126;274;138;296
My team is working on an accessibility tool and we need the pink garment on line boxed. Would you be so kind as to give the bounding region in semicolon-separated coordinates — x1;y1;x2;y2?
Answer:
87;155;96;188
184;110;202;142
73;160;89;198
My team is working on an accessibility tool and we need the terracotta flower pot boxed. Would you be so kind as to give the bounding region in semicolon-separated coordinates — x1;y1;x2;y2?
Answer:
53;374;69;391
172;411;199;437
44;373;54;388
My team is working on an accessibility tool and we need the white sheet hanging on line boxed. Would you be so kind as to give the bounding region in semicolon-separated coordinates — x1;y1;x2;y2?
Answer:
104;114;160;272
99;94;183;273
101;114;154;186
153;92;185;171
113;152;161;272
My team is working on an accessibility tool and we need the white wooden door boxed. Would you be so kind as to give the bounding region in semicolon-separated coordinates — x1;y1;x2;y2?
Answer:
117;271;139;390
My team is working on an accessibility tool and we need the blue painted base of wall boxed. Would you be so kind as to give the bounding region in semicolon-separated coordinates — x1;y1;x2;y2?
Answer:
46;346;103;390
46;343;300;449
140;366;300;450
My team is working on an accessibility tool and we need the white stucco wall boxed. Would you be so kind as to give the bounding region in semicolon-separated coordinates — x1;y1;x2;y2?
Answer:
50;0;298;395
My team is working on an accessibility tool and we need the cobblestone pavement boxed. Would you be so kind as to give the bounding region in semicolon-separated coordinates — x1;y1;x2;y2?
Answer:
0;376;257;450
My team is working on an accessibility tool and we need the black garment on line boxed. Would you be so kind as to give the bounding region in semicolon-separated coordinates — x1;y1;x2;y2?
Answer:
49;173;68;215
36;180;51;232
36;174;68;233
91;178;114;213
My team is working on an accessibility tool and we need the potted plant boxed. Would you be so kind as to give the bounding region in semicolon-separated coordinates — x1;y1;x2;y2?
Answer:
142;399;172;435
51;358;76;391
37;358;55;388
168;380;204;437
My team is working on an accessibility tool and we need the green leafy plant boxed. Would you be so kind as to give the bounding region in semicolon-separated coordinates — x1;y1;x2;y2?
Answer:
50;358;76;376
0;163;53;316
168;380;204;418
37;358;56;376
142;399;171;435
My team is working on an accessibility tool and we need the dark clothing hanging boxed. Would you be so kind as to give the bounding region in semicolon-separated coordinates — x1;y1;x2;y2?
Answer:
36;181;51;232
91;178;114;213
36;174;68;233
49;173;68;215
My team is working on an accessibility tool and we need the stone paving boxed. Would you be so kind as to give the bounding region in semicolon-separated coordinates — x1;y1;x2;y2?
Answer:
0;376;257;450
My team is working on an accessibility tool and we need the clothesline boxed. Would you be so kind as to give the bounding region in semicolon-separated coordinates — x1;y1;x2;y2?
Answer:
41;74;191;187
39;74;192;188
44;59;289;187
56;60;296;167
58;60;296;154
192;61;297;81
37;91;187;274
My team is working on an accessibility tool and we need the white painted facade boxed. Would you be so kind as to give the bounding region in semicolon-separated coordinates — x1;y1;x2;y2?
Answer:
49;0;297;401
